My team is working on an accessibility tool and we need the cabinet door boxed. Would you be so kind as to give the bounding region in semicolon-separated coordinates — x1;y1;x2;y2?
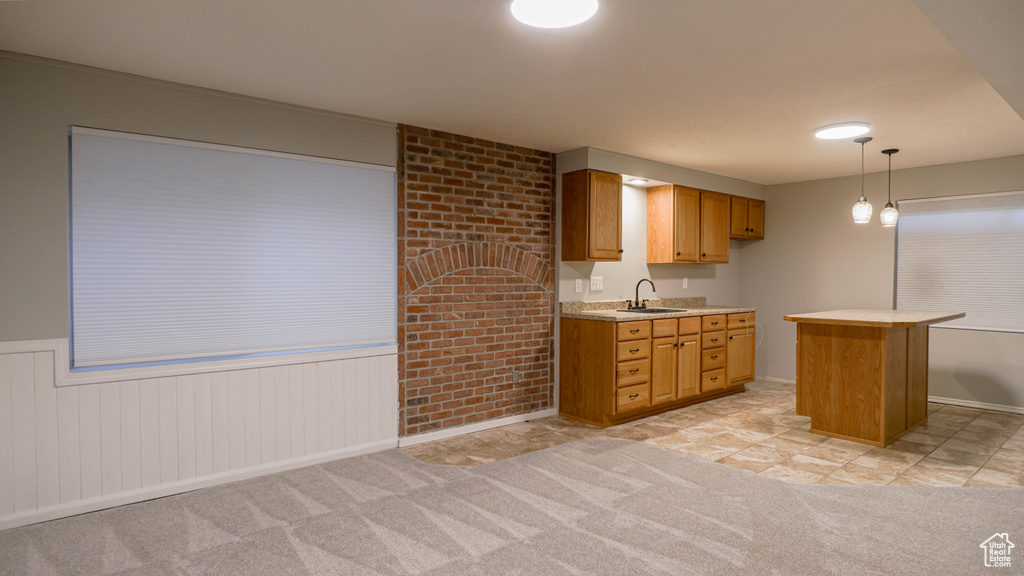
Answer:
588;171;623;260
650;336;677;405
747;199;765;239
700;191;730;263
727;330;755;386
677;334;700;399
673;186;701;262
729;196;748;238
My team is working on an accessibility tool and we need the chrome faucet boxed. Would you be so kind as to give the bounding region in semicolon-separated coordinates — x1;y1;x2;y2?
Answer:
630;278;656;309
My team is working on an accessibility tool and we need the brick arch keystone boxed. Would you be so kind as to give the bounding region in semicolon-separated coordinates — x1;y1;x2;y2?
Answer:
404;242;551;293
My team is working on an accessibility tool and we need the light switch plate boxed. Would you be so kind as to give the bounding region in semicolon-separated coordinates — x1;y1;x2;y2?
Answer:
574;279;583;292
590;276;603;291
682;278;688;289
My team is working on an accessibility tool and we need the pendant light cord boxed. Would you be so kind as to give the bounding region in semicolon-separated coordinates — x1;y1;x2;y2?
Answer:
861;141;865;196
887;153;892;203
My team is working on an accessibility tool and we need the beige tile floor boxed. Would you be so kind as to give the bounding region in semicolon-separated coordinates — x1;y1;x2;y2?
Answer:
401;379;1024;487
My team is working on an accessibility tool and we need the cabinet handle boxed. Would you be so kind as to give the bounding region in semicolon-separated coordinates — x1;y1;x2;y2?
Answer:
729;335;733;340
629;329;640;334
629;348;639;353
618;249;624;253
674;343;679;348
710;355;718;360
711;321;719;326
711;338;718;343
629;393;639;399
710;377;718;382
629;368;639;374
702;253;706;257
676;251;681;256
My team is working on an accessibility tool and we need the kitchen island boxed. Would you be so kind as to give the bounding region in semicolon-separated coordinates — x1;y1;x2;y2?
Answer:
784;309;965;447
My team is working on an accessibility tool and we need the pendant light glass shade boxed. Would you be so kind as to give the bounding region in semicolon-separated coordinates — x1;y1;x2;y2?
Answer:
853;197;873;223
852;137;872;224
880;148;899;227
879;203;898;227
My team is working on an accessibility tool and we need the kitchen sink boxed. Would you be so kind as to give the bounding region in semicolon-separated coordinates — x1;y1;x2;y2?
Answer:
615;308;687;314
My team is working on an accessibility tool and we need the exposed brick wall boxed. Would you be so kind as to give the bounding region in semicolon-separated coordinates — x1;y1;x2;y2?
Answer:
397;125;556;436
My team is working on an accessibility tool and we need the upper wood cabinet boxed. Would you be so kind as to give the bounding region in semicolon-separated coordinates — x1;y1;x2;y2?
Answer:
647;185;700;263
729;196;765;240
561;169;622;261
648;186;728;264
699;191;730;263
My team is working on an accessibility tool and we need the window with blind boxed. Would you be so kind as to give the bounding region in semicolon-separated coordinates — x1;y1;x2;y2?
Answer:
895;190;1024;333
69;127;397;370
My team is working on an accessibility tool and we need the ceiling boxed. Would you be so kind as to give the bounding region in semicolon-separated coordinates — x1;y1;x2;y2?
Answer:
1;0;1022;185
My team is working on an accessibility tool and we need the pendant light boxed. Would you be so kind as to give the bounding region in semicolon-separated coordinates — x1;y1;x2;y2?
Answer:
879;149;899;227
851;137;873;223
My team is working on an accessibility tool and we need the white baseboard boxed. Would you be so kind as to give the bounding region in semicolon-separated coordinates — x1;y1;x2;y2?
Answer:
398;408;558;447
758;376;796;384
928;396;1024;415
0;438;397;531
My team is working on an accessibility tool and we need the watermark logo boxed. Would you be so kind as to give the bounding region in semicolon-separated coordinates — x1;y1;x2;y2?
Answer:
981;533;1015;568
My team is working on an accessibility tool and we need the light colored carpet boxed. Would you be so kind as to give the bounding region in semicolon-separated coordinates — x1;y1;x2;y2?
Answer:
1;438;1020;575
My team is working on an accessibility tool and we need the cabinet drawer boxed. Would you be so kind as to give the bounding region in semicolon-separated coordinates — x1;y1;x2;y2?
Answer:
617;321;650;341
702;315;726;331
616;339;651;362
728;326;754;338
702;330;725;349
727;312;755;330
615;383;650;413
701;348;725;371
701;369;727;393
678;316;701;335
616;359;650;387
651;318;677;338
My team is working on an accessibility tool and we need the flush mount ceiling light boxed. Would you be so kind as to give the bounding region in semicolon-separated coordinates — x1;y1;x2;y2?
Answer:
626;177;649;185
511;0;598;28
879;148;900;227
852;137;873;224
815;122;871;140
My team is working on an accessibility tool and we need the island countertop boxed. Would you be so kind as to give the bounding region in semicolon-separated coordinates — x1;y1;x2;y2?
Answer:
783;309;965;328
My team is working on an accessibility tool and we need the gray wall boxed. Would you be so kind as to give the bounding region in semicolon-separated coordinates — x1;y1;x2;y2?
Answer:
0;53;396;342
741;154;1024;409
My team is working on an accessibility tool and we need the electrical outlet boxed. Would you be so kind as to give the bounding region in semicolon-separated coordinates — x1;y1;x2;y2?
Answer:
590;276;603;291
682;278;688;289
575;279;583;293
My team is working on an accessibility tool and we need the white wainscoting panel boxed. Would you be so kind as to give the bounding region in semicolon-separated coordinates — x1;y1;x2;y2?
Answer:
0;340;399;530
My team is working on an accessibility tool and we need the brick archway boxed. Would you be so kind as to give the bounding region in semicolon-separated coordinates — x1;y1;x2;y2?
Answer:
404;242;552;294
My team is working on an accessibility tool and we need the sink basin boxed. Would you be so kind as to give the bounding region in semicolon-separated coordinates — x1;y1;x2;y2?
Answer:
616;308;687;314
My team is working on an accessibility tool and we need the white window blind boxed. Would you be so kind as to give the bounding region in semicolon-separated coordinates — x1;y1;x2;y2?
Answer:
895;190;1024;333
69;127;397;369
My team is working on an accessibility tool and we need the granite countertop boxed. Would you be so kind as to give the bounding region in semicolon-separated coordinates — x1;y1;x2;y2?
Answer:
560;297;755;322
782;309;965;328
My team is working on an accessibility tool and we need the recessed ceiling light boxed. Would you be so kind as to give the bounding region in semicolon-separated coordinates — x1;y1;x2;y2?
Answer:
511;0;599;29
626;177;649;185
814;122;871;140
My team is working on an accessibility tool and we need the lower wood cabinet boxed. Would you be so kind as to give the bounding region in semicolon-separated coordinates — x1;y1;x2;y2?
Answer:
560;313;752;427
727;312;756;387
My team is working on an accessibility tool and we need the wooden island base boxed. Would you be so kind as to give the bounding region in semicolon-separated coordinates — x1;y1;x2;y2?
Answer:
785;309;965;447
